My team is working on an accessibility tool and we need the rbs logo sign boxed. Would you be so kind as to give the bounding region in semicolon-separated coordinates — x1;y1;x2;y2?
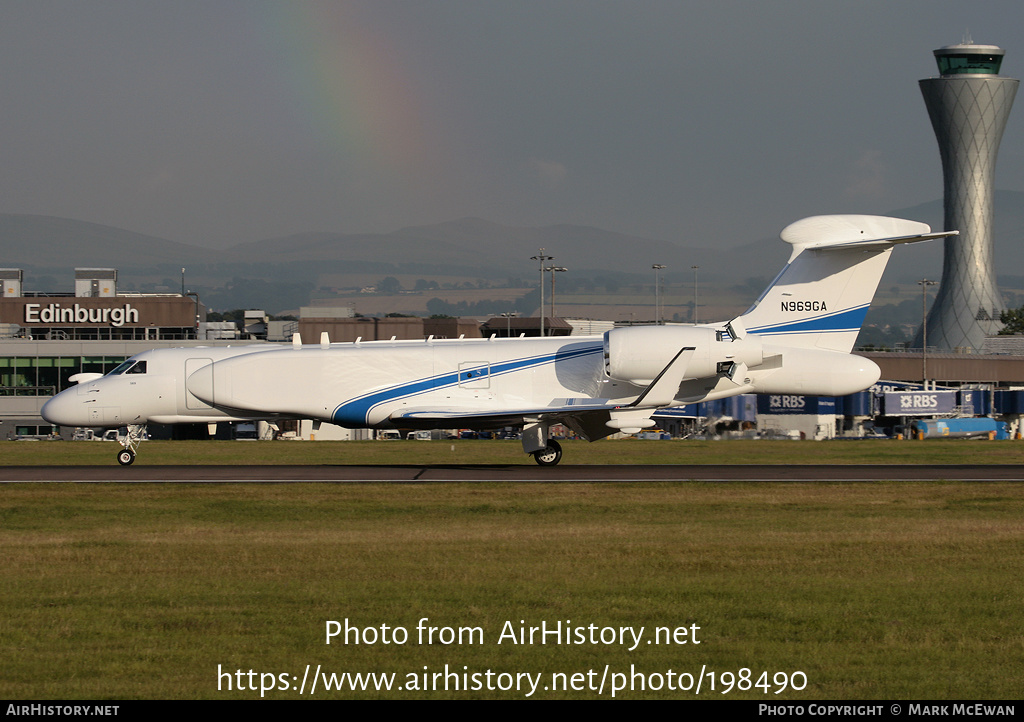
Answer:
759;395;837;415
770;395;806;409
900;394;938;409
883;391;956;416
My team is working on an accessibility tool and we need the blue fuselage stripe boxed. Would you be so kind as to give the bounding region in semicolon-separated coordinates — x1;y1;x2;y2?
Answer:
746;305;869;336
332;344;602;426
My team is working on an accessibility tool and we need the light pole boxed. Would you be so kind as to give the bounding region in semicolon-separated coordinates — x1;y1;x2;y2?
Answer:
919;279;937;386
652;264;666;324
545;266;567;321
691;265;700;324
500;311;518;337
531;249;553;336
185;291;200;340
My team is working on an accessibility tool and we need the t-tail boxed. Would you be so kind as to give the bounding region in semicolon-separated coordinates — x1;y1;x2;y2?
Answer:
736;215;955;353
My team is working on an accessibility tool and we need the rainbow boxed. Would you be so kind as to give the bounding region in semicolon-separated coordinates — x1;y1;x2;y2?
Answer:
258;3;435;173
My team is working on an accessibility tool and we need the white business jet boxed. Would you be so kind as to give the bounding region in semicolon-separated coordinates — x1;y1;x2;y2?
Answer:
42;215;952;466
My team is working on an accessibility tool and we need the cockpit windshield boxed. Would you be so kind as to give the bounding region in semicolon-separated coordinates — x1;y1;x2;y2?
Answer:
107;360;147;376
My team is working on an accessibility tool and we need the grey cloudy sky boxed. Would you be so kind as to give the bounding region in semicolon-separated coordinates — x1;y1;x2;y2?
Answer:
2;0;1024;249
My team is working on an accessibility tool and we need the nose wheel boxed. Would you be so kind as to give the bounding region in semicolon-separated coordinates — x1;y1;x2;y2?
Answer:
532;439;562;466
115;424;147;466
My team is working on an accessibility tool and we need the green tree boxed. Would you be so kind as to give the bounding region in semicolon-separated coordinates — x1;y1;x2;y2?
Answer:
999;306;1024;335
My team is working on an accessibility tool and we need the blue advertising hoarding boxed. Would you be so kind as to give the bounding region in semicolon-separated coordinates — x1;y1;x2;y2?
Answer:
881;391;957;416
757;395;837;415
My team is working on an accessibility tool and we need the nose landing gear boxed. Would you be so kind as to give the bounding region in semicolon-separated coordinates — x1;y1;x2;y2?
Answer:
115;424;147;466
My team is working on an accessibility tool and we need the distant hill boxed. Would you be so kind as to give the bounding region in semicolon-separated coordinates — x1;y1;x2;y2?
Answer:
0;213;787;288
0;214;223;271
2;191;1022;309
224;217;768;280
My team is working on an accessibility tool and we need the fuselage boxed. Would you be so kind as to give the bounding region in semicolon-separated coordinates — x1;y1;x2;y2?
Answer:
40;331;880;432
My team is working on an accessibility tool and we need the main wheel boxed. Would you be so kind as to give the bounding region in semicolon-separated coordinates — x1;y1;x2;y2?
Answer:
117;448;136;466
533;439;562;466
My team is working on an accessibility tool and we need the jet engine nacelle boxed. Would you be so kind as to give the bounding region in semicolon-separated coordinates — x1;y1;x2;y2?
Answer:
603;326;763;385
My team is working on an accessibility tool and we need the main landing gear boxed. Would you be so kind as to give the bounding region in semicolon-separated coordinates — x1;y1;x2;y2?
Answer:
532;439;562;466
523;421;564;466
116;424;147;466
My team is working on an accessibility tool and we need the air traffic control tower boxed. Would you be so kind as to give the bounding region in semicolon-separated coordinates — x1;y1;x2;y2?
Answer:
915;42;1018;352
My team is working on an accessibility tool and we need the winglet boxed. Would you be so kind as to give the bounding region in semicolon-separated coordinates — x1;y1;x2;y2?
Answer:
624;347;696;409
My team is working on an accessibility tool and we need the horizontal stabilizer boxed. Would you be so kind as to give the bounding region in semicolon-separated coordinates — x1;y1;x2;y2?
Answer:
780;215;954;256
801;230;955;252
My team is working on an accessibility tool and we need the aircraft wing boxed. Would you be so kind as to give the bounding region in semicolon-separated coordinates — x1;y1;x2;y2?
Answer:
391;401;626;442
392;399;618;425
391;345;699;441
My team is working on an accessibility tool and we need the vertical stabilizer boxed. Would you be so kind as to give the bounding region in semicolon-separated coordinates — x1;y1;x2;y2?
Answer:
738;215;950;353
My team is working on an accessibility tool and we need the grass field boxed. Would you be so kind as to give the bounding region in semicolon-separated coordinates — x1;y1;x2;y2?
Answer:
4;436;1024;466
2;441;1022;700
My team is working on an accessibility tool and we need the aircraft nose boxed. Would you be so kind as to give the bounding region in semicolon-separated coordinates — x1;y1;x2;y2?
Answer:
41;388;88;427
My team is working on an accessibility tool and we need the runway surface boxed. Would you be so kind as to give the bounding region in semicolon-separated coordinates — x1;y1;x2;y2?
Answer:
1;464;1022;482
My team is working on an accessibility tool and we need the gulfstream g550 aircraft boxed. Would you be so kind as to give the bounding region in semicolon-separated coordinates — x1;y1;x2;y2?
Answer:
42;215;953;466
